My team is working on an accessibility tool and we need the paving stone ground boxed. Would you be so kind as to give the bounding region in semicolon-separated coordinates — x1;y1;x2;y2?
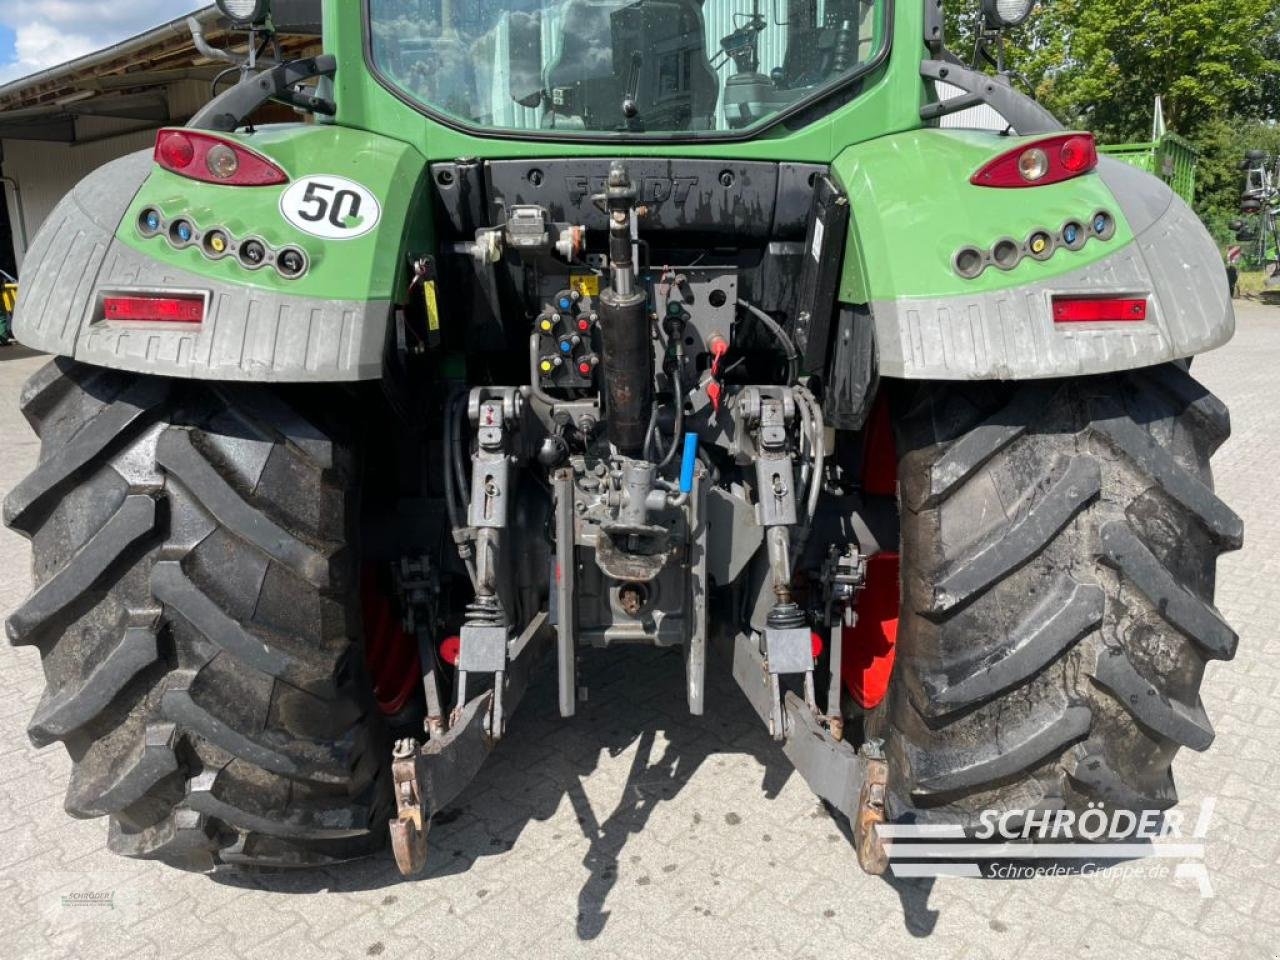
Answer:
1;304;1278;960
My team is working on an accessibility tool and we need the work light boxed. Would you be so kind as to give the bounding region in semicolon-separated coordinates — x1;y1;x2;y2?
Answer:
216;0;271;25
982;0;1036;28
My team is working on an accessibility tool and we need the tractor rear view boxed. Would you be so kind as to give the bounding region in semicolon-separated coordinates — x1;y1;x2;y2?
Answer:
4;0;1239;876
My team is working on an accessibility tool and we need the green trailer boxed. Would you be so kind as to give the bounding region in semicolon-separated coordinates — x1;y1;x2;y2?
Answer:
1100;131;1199;205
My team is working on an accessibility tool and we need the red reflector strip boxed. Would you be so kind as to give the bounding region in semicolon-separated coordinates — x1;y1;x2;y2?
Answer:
103;295;204;324
1052;297;1148;323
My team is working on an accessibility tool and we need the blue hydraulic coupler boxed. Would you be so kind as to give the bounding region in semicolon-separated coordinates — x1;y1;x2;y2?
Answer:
679;433;699;494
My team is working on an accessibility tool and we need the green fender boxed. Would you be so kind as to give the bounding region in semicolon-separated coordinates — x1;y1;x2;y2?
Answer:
832;129;1233;381
14;123;431;381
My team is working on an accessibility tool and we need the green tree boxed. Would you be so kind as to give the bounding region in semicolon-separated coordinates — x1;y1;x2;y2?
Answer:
944;0;1280;242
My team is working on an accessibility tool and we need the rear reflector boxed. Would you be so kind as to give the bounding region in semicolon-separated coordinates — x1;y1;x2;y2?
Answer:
103;295;204;324
1052;297;1148;323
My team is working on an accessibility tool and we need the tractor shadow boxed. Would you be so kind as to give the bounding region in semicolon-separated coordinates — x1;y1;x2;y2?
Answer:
0;344;43;362
209;644;793;927
210;644;944;942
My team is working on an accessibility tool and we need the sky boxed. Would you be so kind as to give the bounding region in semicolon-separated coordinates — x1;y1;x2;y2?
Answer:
0;1;207;85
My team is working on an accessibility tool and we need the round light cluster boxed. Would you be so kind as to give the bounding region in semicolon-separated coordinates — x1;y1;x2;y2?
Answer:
952;210;1115;279
137;207;309;280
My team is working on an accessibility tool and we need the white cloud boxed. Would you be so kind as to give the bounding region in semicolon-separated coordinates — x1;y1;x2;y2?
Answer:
0;20;95;83
0;1;208;85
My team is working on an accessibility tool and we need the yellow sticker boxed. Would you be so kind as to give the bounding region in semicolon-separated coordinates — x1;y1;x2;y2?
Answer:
570;274;600;298
424;279;440;332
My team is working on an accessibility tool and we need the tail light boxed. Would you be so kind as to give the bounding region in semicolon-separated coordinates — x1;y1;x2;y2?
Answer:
1052;296;1148;323
972;134;1099;188
154;129;288;186
103;295;205;324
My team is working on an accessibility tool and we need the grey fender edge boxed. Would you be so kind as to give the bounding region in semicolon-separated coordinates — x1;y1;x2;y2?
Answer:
13;150;388;383
871;158;1234;381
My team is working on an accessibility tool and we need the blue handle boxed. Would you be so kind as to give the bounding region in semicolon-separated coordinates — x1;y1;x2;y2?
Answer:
679;433;699;494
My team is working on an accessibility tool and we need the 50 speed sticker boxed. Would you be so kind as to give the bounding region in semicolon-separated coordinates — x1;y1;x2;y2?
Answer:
280;175;381;240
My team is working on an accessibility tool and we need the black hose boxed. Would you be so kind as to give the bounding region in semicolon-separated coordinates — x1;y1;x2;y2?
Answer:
737;299;800;385
441;390;477;587
657;364;685;469
450;392;470;511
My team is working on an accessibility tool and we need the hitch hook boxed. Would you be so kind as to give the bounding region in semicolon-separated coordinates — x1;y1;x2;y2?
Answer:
390;738;430;876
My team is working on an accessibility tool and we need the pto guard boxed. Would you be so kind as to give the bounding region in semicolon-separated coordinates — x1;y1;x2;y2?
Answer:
835;130;1235;381
12;125;428;382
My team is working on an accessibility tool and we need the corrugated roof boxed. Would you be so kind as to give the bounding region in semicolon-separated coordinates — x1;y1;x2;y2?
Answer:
0;7;223;106
0;7;321;142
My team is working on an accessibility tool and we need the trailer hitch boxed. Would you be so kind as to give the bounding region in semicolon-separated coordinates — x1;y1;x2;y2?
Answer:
390;691;495;876
388;612;551;877
724;630;890;875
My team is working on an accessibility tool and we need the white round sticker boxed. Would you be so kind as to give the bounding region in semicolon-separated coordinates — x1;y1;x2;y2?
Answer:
280;175;381;240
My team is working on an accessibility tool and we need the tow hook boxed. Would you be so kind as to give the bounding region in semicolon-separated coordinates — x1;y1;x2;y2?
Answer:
385;690;499;878
390;737;430;876
854;748;889;876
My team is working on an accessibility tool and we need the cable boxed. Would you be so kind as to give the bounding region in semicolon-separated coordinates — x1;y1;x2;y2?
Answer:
737;298;800;385
657;364;686;469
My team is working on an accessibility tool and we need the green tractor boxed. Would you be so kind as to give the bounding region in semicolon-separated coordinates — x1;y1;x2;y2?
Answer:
4;0;1240;875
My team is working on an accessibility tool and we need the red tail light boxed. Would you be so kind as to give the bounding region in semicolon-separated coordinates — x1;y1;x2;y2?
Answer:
154;129;288;186
103;295;205;324
972;134;1099;188
1052;296;1148;323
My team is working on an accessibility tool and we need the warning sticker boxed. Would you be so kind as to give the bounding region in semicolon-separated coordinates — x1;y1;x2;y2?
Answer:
424;280;440;332
811;217;825;262
570;274;601;298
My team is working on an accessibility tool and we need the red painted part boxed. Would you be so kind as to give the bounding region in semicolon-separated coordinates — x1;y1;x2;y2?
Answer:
439;635;461;667
360;566;422;716
862;393;897;497
842;392;901;710
840;552;901;709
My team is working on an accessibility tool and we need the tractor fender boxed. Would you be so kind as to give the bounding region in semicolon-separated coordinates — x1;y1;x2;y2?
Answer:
13;124;428;382
831;130;1233;382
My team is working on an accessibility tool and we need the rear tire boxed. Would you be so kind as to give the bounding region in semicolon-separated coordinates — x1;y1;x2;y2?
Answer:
879;363;1241;827
4;359;391;870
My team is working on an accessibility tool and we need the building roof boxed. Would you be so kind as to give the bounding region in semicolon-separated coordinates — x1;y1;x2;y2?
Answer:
0;6;321;143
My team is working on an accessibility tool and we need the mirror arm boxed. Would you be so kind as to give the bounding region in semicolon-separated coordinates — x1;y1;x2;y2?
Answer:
919;59;1063;134
189;55;338;132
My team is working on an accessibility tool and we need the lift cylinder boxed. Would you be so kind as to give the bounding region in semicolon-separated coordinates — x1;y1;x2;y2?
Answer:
599;287;651;456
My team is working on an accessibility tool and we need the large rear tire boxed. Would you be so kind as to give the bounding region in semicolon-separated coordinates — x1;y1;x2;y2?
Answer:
879;363;1241;826
4;359;391;870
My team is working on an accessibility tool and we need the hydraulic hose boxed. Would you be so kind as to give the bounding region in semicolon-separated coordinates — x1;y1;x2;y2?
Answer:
795;384;826;523
443;390;477;588
737;299;800;385
657;364;686;470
